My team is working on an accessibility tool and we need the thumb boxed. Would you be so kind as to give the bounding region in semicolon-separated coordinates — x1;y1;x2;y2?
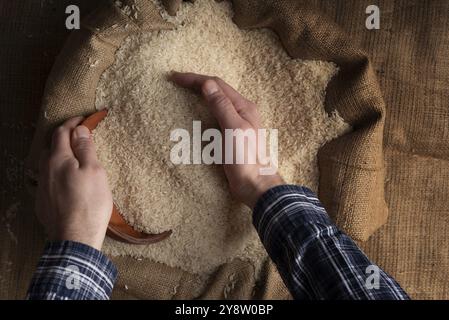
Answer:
201;80;242;130
71;125;98;167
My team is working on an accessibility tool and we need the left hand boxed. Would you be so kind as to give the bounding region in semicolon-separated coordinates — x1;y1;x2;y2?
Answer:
170;72;284;209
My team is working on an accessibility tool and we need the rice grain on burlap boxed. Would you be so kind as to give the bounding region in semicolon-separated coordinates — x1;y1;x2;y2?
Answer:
27;0;388;299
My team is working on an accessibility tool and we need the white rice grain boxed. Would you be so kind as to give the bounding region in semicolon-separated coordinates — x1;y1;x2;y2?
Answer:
94;0;350;276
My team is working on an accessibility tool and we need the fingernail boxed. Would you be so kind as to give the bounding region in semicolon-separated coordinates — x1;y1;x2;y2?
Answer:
74;125;91;139
203;80;219;96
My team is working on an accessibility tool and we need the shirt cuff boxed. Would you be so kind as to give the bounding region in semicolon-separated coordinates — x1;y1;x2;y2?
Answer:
27;241;117;300
253;185;332;245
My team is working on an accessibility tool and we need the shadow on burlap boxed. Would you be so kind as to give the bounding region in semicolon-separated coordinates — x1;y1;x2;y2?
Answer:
26;0;390;299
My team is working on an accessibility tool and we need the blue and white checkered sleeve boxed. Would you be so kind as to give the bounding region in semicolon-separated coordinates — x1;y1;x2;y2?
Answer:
27;241;117;300
253;185;409;300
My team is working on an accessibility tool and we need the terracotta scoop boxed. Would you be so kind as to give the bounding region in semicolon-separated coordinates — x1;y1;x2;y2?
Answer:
82;109;172;245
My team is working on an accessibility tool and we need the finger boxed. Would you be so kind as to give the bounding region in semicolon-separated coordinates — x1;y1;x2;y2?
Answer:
51;117;84;158
71;125;98;167
169;72;248;112
201;79;243;130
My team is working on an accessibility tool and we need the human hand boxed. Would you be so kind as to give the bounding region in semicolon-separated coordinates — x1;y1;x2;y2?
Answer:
170;72;284;208
36;117;113;250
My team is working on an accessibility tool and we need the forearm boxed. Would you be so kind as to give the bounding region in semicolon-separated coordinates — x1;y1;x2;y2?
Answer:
27;241;117;300
253;185;409;300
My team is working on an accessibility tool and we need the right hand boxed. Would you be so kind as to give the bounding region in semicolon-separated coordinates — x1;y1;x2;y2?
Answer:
36;117;113;250
170;72;285;209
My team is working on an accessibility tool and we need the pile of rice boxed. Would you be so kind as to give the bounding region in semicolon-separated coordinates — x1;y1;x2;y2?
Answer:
94;0;350;275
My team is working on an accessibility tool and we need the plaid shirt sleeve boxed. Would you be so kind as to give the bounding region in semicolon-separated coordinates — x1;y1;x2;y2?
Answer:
27;241;117;300
253;185;409;300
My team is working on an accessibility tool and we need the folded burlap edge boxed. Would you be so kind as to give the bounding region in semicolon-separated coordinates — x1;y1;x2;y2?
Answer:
229;0;388;241
25;0;388;299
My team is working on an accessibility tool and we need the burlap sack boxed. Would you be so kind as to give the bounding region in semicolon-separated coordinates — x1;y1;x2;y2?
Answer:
26;0;388;299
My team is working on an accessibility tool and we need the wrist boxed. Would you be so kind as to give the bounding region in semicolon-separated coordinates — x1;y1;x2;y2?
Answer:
246;174;285;209
52;230;105;251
